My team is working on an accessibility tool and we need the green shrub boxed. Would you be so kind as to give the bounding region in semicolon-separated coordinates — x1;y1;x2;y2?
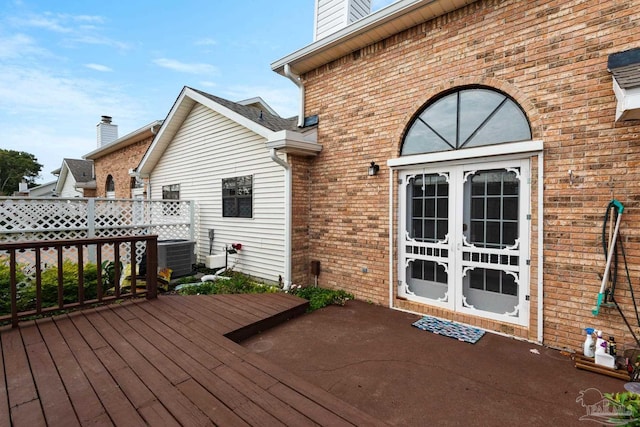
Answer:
291;286;354;311
0;257;28;315
40;260;100;307
604;391;640;426
178;271;279;295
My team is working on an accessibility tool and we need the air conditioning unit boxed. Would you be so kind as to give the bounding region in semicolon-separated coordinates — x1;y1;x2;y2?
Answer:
157;239;195;277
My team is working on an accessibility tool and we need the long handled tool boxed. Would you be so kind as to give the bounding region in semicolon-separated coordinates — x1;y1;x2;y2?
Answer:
592;200;624;316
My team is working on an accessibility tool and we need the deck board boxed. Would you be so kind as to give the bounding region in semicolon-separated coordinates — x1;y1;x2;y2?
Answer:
20;322;80;427
0;330;11;427
0;293;387;426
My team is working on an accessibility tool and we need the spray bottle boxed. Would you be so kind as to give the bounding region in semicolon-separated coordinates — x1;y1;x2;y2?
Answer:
583;328;595;357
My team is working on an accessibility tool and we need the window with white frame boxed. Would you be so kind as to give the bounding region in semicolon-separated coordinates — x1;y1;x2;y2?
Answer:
162;184;180;200
161;184;180;216
222;175;252;218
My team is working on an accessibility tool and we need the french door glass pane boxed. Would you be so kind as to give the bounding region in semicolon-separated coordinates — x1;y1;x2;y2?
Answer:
466;169;519;249
408;174;449;243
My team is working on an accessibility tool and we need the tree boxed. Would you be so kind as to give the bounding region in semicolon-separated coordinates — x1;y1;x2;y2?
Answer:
0;149;42;196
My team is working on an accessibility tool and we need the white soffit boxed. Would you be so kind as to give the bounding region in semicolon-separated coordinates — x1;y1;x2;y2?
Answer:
608;48;640;122
272;0;478;76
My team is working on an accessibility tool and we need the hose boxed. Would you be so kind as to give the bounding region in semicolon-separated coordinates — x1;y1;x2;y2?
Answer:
602;200;640;347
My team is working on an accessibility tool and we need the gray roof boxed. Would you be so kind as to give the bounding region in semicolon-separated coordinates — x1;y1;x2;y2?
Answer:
63;159;94;183
188;87;299;132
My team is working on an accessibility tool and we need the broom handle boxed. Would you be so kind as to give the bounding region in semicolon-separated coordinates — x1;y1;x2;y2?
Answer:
600;211;622;295
593;200;624;316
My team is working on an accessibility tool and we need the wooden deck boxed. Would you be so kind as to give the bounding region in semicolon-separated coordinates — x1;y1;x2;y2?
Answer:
0;293;387;426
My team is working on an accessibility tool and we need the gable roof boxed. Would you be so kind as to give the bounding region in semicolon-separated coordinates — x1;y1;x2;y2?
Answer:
63;159;94;183
53;158;96;195
137;87;319;176
272;0;477;76
188;88;299;132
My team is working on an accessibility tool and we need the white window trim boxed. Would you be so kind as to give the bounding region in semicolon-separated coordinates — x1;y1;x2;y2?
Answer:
387;140;543;169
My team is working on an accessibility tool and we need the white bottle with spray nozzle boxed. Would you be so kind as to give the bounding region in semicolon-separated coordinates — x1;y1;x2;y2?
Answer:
583;328;595;358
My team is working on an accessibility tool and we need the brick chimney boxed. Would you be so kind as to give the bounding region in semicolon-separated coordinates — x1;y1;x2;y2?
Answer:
314;0;371;41
96;115;118;147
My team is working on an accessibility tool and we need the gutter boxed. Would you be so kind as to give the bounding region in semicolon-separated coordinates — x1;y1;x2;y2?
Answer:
284;64;305;128
269;148;293;290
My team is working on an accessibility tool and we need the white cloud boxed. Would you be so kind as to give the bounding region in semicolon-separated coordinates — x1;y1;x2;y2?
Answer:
85;63;112;72
9;12;128;51
154;58;218;75
11;12;104;33
64;34;131;50
15;13;72;33
0;33;49;59
195;38;217;46
0;62;149;183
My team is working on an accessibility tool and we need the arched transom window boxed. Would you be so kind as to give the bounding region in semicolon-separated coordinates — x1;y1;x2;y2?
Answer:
401;87;531;156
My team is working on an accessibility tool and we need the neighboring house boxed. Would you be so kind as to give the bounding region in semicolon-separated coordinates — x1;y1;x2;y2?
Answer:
28;180;57;197
52;159;96;198
84;116;162;199
270;0;640;351
136;86;320;285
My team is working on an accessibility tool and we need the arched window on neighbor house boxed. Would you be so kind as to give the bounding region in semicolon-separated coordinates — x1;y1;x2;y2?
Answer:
105;175;115;198
401;86;532;156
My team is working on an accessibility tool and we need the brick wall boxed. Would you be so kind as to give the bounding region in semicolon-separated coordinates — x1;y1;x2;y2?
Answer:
92;137;152;198
296;0;640;350
290;155;312;284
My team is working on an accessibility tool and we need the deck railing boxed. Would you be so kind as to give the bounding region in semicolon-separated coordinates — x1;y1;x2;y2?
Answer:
0;235;158;327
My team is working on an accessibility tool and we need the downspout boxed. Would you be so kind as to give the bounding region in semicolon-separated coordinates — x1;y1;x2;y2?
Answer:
284;64;305;128
270;148;292;290
537;152;544;343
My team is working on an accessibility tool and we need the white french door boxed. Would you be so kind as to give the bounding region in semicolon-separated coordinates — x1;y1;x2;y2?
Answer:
398;159;530;326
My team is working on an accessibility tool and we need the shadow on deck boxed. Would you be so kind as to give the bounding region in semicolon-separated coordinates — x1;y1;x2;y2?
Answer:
0;293;386;426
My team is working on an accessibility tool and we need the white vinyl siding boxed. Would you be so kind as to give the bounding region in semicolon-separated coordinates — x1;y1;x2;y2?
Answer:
149;103;285;283
314;0;371;40
58;175;83;198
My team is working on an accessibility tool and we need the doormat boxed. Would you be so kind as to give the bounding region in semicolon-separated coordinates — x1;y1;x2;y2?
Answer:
412;316;485;344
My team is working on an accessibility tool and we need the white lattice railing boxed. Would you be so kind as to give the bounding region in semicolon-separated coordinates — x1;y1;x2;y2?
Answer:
0;197;196;284
0;197;195;243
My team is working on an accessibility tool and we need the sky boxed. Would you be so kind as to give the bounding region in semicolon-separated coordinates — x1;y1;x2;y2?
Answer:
0;0;397;184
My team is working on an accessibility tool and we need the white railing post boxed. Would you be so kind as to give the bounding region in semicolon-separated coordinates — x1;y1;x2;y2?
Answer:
87;198;96;238
189;200;195;242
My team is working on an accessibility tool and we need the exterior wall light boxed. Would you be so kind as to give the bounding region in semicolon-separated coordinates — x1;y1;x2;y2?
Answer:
368;161;380;176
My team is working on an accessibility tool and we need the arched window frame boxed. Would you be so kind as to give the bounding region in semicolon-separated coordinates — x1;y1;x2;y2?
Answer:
401;86;532;156
105;175;116;198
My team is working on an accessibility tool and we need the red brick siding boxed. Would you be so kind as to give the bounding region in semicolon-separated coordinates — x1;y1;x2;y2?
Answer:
298;0;640;350
290;155;312;285
92;137;152;198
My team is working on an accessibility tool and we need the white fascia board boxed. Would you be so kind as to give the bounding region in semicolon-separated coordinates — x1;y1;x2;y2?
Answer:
613;78;640;121
137;88;193;176
137;87;278;176
387;140;544;168
54;163;69;194
266;130;322;156
84;120;162;160
272;0;475;75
